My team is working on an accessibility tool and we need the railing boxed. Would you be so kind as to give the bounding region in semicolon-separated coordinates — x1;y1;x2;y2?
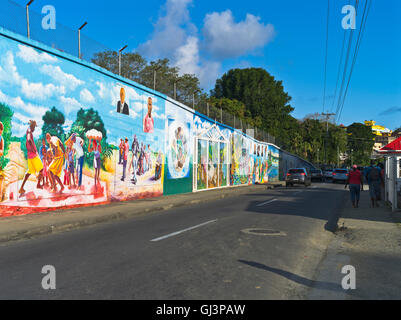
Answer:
0;0;280;147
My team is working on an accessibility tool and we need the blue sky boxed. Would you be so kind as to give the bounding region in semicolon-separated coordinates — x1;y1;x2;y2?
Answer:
10;0;401;130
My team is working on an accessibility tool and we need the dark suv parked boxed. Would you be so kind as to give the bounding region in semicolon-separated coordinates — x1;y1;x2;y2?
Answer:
311;169;324;182
286;168;312;187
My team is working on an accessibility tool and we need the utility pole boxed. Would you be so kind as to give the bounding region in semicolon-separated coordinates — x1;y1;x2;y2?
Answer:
26;0;34;39
118;45;128;76
78;22;88;59
337;145;340;168
320;112;336;165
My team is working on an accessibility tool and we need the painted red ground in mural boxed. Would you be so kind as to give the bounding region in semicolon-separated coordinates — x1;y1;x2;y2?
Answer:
0;173;108;217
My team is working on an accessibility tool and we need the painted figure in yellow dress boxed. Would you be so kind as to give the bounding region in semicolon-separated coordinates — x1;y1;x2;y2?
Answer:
46;133;65;193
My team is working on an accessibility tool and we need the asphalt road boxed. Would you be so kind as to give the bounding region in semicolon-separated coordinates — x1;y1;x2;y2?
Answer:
0;182;348;300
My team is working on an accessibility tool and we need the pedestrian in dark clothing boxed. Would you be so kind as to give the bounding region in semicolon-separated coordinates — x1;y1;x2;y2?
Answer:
364;161;383;208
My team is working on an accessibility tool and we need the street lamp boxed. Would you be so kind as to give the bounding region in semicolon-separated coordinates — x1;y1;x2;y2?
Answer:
118;45;128;76
174;78;182;100
192;89;200;110
78;22;88;59
153;66;162;91
26;0;34;39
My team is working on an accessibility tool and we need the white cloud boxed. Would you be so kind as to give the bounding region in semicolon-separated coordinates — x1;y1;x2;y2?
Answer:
21;78;66;100
137;0;196;60
136;1;273;89
59;96;82;116
16;44;58;64
63;119;73;133
40;65;84;91
80;88;95;103
0;90;47;138
0;51;66;101
0;52;22;84
11;120;29;138
174;36;221;88
0;89;48;119
202;10;275;58
96;81;106;99
174;36;200;75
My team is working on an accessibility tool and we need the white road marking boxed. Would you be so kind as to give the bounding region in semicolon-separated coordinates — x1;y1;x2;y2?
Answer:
151;219;218;242
257;199;278;207
293;191;303;195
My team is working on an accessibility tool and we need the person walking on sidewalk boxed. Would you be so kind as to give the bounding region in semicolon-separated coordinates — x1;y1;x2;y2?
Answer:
364;161;383;208
345;165;364;208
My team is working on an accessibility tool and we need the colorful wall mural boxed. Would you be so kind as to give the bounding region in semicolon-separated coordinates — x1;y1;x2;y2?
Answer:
163;101;193;195
0;29;166;216
193;114;231;191
0;27;313;217
231;131;251;186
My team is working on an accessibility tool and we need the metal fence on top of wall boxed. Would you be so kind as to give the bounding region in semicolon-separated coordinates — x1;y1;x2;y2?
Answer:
0;0;280;147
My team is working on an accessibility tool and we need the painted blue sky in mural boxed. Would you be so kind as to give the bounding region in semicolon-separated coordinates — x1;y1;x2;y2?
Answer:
0;37;165;152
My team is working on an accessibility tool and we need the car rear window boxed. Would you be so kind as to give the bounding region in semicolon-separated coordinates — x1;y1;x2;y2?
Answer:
335;170;348;173
289;169;305;174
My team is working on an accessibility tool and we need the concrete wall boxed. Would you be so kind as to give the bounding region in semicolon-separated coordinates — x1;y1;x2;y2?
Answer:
0;27;308;217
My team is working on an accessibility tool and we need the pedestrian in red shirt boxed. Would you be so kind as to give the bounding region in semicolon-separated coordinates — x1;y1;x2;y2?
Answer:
345;165;364;208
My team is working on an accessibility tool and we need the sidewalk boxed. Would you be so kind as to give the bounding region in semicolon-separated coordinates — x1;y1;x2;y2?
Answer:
309;187;401;299
0;182;285;244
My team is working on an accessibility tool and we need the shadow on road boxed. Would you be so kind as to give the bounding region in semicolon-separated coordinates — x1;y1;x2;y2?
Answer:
238;259;346;294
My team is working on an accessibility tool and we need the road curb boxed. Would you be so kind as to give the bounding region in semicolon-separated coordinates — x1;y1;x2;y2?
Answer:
0;183;282;244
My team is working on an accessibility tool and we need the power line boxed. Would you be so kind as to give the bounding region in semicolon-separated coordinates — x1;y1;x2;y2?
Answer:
335;0;359;120
337;0;372;123
322;0;330;113
330;12;348;113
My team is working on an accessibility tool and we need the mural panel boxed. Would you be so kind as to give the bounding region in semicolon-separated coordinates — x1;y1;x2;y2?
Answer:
0;35;165;216
193;114;231;191
268;145;280;182
231;131;251;186
163;101;193;195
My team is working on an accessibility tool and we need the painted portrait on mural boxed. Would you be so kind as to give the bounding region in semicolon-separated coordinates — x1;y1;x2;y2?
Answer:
116;87;129;115
165;101;193;182
168;123;189;176
143;97;154;134
112;92;165;201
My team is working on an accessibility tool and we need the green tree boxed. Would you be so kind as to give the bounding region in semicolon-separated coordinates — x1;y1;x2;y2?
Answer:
41;107;65;142
347;122;375;166
69;108;112;169
211;68;293;142
139;59;203;106
300;119;325;163
92;51;204;107
327;123;348;166
92;50;147;83
0;102;13;169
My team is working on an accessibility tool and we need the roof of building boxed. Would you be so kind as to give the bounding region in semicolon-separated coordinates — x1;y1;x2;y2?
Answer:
379;136;401;153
